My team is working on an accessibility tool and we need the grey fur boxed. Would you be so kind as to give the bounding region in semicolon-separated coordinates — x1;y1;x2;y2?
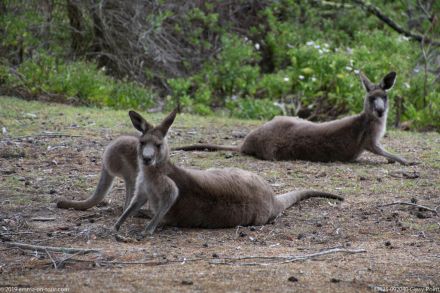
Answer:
112;110;343;235
174;72;413;165
57;136;138;211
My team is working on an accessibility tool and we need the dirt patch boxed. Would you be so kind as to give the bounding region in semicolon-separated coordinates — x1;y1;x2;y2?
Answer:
0;101;439;292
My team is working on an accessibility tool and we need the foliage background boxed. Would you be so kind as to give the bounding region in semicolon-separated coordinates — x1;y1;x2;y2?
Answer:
0;0;439;130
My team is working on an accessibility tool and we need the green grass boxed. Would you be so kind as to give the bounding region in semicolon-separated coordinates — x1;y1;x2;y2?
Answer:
0;96;261;138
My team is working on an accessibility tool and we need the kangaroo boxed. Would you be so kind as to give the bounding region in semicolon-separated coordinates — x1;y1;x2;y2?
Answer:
57;136;139;211
174;72;413;165
238;71;410;164
113;109;343;235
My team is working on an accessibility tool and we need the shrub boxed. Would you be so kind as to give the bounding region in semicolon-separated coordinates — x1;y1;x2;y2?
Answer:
0;54;155;109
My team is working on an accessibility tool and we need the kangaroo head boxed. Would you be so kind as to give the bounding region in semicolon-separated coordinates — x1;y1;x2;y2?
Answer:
128;108;177;167
359;71;396;119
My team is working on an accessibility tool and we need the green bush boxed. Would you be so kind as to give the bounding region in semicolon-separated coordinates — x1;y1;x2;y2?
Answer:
0;54;155;110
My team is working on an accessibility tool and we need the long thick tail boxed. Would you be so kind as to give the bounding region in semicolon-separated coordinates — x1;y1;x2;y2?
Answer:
172;144;239;152
275;190;343;214
57;168;114;210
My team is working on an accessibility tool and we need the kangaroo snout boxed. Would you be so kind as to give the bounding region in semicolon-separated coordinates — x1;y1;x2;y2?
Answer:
142;145;156;165
374;99;385;118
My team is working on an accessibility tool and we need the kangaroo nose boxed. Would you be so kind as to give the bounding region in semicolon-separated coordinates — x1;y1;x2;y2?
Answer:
143;157;153;165
376;109;384;117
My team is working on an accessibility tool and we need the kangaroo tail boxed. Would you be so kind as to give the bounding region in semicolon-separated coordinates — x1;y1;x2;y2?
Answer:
57;168;114;210
275;190;343;213
172;144;240;152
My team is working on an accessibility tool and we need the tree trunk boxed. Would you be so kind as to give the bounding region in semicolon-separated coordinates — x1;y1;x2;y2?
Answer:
66;0;84;56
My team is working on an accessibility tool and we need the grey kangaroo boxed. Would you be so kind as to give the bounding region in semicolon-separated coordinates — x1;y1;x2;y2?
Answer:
57;136;139;211
112;109;343;235
174;72;413;165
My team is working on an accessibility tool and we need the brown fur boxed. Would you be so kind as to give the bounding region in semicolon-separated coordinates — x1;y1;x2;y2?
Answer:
174;72;413;165
112;110;343;235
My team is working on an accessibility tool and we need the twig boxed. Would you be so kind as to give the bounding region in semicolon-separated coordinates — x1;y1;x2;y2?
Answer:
4;242;101;255
8;133;82;140
209;248;366;266
378;202;438;214
45;249;58;270
31;217;56;222
388;170;420;179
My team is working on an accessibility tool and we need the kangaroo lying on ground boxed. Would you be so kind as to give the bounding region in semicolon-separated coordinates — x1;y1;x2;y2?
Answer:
107;109;343;235
174;72;413;165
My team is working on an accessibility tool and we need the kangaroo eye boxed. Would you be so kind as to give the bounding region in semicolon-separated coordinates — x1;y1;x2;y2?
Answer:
156;143;162;148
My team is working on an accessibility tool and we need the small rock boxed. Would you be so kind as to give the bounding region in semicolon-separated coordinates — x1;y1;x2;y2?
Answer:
359;176;367;181
239;231;247;237
181;280;193;285
202;242;209;248
410;198;417;204
224;152;234;159
384;240;391;247
49;189;57;194
330;278;340;283
316;223;322;227
297;233;304;240
288;276;298;282
212;253;219;258
249;226;256;231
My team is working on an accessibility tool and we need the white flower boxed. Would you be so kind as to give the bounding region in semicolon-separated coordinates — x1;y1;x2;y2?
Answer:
404;82;411;89
306;41;315;46
324;43;329;48
254;43;260;50
345;66;353;71
349;59;354;66
101;66;106;72
311;77;317;82
414;68;420;73
318;49;323;54
354;69;360;74
314;44;321;49
231;95;238;101
283;77;289;82
323;48;330;53
346;47;353;54
298;75;305;80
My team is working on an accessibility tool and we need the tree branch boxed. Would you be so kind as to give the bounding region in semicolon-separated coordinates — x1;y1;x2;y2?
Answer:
352;0;440;46
4;242;101;255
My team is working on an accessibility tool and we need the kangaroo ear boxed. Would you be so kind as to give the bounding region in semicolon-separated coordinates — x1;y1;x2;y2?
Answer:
157;108;178;136
129;111;152;133
359;71;375;93
380;71;397;91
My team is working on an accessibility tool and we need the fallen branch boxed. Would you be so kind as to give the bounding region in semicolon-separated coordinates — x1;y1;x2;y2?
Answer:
31;217;56;222
4;242;101;255
352;0;440;46
378;202;438;214
209;248;366;266
9;133;82;140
